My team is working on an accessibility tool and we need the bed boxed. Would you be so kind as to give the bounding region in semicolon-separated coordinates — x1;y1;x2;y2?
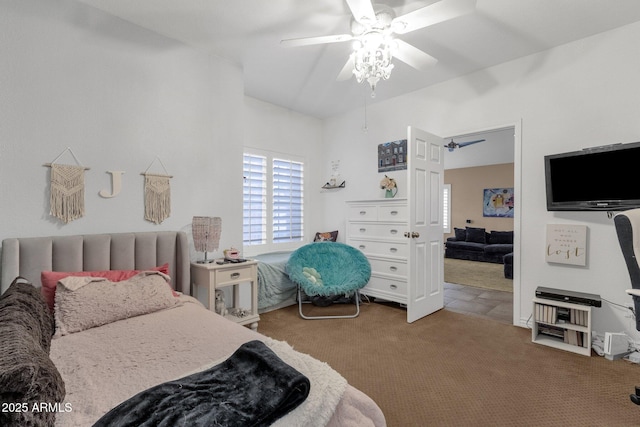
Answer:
0;231;386;427
254;251;298;313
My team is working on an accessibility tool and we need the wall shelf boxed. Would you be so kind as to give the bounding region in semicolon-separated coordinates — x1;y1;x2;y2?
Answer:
322;181;345;189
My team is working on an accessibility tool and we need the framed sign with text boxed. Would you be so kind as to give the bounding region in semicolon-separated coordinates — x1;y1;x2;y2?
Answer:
546;224;587;266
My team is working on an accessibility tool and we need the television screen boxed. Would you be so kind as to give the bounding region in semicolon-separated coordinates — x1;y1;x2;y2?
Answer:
545;142;640;211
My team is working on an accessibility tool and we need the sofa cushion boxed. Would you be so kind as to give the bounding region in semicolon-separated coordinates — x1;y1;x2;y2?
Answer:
445;240;486;252
484;244;514;255
465;227;486;244
454;227;466;241
488;231;513;245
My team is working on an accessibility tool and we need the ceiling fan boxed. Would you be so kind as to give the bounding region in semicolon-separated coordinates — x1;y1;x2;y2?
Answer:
444;138;485;151
280;0;477;95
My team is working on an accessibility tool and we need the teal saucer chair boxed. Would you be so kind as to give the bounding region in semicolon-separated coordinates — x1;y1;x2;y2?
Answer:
287;242;371;319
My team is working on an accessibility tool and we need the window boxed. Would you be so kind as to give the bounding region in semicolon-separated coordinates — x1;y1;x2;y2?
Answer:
272;158;304;243
243;154;267;245
243;151;304;251
443;184;451;234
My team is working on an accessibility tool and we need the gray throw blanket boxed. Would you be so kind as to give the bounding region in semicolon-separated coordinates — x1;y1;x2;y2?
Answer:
92;340;310;427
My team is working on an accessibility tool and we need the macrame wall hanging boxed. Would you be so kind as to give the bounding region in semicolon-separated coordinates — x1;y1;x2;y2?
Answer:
141;157;172;224
44;147;90;224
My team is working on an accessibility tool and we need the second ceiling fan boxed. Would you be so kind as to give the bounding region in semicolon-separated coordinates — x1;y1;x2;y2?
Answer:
281;0;477;95
444;138;485;151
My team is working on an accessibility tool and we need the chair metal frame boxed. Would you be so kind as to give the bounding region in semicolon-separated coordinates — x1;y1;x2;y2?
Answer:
297;286;361;320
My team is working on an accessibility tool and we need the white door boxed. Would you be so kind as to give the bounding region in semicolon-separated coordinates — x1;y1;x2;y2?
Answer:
406;126;444;323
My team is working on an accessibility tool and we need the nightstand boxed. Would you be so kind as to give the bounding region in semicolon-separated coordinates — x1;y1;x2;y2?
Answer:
191;260;260;331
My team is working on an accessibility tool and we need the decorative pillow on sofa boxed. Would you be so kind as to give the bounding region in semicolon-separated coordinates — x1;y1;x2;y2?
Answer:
313;230;338;242
465;227;487;244
41;263;171;312
488;231;514;245
454;227;466;241
0;279;66;427
54;271;181;336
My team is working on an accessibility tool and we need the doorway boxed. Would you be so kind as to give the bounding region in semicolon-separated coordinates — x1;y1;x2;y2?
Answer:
442;124;520;325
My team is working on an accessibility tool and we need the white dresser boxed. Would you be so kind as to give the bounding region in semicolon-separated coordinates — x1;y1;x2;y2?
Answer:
346;199;409;305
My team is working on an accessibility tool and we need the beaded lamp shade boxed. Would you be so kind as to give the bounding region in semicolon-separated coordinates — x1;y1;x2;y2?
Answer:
192;216;222;263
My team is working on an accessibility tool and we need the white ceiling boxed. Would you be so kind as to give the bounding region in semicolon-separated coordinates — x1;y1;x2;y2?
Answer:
73;0;640;119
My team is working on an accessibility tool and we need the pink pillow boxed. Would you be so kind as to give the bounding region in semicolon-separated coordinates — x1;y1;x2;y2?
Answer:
41;263;171;312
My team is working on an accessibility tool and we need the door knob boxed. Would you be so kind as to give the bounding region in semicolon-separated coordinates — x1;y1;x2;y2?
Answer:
411;232;420;238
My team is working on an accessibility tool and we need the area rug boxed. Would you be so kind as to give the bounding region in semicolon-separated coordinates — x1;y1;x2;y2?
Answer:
444;257;512;292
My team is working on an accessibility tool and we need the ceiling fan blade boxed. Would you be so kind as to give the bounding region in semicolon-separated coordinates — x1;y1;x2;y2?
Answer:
345;0;376;24
281;34;353;47
392;0;477;35
457;139;485;148
393;39;437;71
337;55;355;81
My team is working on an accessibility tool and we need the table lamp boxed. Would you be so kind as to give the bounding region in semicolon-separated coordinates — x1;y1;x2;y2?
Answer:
192;216;222;263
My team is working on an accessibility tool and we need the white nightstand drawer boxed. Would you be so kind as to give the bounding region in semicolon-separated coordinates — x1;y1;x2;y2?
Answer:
348;222;405;239
215;266;253;286
350;240;408;258
347;205;378;221
369;258;408;277
378;205;408;221
364;276;407;297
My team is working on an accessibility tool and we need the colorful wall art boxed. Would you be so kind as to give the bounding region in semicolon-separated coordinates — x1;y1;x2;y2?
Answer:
483;188;514;217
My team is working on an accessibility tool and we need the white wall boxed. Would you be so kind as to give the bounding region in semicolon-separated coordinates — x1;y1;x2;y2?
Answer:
0;0;245;261
323;20;640;339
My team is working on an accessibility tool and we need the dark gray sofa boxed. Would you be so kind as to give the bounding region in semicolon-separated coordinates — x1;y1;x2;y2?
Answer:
445;227;513;264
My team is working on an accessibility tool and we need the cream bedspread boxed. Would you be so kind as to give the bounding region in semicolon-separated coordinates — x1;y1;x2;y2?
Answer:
50;296;385;427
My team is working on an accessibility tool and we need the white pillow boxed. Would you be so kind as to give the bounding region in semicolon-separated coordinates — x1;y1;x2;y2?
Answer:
54;271;180;336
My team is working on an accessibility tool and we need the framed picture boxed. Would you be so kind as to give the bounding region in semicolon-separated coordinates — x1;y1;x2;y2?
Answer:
546;224;587;266
483;188;514;217
378;139;407;172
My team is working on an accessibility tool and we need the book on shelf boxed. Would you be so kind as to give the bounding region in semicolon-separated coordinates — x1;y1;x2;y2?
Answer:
563;329;587;347
535;303;558;324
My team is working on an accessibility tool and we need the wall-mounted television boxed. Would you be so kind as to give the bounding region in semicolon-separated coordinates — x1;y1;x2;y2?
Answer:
545;141;640;211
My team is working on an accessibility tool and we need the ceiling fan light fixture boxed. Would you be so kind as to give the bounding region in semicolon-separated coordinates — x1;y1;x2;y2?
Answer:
352;32;395;97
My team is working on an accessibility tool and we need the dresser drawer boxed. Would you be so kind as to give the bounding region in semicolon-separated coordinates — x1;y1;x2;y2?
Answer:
363;275;407;298
348;222;405;239
214;266;253;286
378;204;408;221
369;258;408;277
350;240;408;258
347;205;378;221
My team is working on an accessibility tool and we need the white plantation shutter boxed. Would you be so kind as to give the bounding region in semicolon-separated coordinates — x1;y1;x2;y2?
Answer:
243;154;267;245
243;152;304;248
443;184;451;233
272;158;304;243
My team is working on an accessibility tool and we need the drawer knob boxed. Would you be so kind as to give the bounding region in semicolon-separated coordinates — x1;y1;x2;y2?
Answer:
359;211;367;215
230;272;240;279
390;247;397;253
359;228;366;233
390;284;398;290
359;245;366;250
389;266;398;272
390;229;398;234
390;210;398;215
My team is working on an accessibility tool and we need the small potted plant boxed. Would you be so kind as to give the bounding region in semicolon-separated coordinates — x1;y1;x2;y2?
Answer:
380;175;398;198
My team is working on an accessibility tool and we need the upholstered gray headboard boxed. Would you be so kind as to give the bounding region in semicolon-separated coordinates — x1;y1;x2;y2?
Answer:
0;231;191;295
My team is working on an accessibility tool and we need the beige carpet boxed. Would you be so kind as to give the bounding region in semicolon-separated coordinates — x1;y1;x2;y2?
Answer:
258;303;640;427
444;257;512;292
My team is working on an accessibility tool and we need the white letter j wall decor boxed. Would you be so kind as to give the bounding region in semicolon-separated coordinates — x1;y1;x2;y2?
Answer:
99;171;125;198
